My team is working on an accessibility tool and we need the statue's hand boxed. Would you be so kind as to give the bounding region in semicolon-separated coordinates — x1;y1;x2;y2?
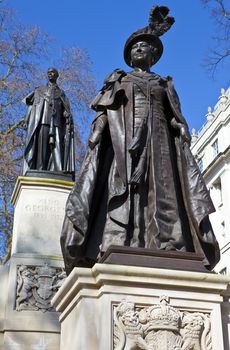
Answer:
88;140;97;150
179;125;191;144
20;119;28;130
88;134;101;149
88;114;107;150
170;119;190;144
63;110;71;124
88;130;102;149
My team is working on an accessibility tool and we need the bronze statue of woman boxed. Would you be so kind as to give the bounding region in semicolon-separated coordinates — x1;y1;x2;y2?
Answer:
61;5;219;274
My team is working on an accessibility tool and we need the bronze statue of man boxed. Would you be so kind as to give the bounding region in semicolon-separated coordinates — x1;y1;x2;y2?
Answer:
61;6;220;274
23;67;75;175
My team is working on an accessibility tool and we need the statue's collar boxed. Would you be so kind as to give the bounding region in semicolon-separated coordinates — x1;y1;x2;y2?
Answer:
47;82;59;89
127;71;160;81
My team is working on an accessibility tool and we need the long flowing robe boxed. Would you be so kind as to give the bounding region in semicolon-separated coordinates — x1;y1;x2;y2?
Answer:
23;84;75;174
61;69;220;274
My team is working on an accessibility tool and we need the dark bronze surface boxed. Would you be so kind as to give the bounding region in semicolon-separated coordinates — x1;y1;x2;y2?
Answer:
23;68;75;176
25;170;74;182
99;246;208;273
61;6;220;275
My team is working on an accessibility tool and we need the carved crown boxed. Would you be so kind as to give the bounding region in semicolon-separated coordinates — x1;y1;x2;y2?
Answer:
36;264;56;277
146;296;180;331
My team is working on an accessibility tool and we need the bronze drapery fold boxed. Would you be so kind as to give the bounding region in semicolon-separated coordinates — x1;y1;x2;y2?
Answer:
61;70;220;275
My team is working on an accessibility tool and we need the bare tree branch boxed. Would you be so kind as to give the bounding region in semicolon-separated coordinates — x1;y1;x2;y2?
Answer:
0;2;96;261
201;0;230;75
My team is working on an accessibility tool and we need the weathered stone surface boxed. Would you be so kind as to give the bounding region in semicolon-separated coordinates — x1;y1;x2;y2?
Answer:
3;331;60;350
52;263;230;350
113;297;212;350
16;264;66;312
0;176;73;350
1;256;64;350
11;176;73;256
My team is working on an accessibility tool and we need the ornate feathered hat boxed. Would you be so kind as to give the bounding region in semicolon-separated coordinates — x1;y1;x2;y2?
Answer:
124;5;175;67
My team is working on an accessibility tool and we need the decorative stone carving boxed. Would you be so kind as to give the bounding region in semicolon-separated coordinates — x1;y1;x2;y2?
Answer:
114;301;150;350
16;264;66;312
191;128;198;144
205;107;214;123
113;296;212;350
181;312;212;350
218;88;228;105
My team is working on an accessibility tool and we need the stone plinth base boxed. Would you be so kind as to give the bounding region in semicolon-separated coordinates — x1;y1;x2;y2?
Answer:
11;176;73;256
0;176;73;350
52;263;230;350
0;254;64;350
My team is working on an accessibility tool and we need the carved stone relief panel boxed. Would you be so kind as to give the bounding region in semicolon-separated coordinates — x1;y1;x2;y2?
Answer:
113;296;212;350
16;264;66;312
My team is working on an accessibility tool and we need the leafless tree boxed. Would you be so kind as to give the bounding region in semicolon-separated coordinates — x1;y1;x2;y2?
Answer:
0;3;95;263
53;47;96;169
201;0;230;75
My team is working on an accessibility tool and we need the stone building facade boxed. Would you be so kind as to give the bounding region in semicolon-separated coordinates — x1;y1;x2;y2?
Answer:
191;86;230;274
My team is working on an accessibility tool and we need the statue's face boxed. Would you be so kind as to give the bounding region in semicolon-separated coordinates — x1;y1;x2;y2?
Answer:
47;68;58;83
130;41;153;69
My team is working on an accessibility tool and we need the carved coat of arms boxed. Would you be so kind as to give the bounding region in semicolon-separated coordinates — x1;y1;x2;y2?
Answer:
113;296;212;350
16;264;66;312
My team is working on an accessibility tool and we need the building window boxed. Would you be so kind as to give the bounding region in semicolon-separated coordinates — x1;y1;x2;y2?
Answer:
197;158;203;172
212;139;219;158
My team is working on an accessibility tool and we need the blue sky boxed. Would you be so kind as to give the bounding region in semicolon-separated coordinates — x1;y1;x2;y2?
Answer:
8;0;230;132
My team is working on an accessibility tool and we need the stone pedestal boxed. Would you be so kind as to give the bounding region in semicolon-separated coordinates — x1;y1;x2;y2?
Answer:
0;176;73;350
52;263;230;350
11;176;72;256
